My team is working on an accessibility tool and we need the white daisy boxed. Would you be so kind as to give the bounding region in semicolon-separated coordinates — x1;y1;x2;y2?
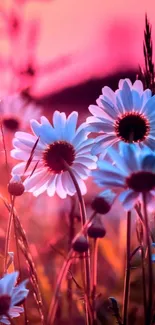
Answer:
11;111;97;198
87;79;155;154
0;271;29;324
0;93;41;132
92;142;155;210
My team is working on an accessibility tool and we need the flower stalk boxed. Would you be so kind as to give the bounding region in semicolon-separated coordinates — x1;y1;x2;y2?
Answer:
142;192;153;325
4;196;15;274
92;238;98;323
122;211;131;325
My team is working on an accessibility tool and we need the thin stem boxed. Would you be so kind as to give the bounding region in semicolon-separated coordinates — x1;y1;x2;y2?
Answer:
135;204;154;242
92;238;98;324
67;197;76;323
62;161;91;301
122;211;131;325
142;192;153;325
12;210;29;324
47;212;96;325
4;196;15;274
140;245;147;323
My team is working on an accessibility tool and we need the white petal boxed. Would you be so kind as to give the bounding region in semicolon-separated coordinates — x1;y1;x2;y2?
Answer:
132;80;143;94
102;86;116;104
88;104;107;118
0;272;18;296
64;111;78;141
119;190;139;210
142;95;155;116
55;174;67;199
53;111;66;138
107;146;129;174
61;172;75;195
119;81;133;111
24;169;48;191
118;78;132;89
47;175;57;197
141;89;152;107
11;149;41;161
119;143;140;172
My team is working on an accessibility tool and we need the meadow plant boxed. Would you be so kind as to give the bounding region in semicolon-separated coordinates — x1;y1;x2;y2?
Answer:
0;13;155;325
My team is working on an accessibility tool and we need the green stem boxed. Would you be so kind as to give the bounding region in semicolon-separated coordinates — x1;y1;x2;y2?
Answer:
122;211;131;325
4;196;15;273
62;161;91;296
47;212;96;325
92;238;98;324
140;245;147;323
142;192;153;325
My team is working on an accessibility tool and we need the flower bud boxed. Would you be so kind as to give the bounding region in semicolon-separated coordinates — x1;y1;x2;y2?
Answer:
91;190;116;214
8;175;25;196
88;216;106;239
72;235;89;253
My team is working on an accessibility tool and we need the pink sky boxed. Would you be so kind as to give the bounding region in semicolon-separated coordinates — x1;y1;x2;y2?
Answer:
0;0;155;97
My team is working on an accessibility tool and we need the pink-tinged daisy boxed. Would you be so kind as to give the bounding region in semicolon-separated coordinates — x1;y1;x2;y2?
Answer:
92;142;155;210
11;111;97;198
0;271;29;324
87;79;155;154
0;93;41;133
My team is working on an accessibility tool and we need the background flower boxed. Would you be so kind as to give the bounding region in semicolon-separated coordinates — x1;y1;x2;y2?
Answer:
0;93;42;133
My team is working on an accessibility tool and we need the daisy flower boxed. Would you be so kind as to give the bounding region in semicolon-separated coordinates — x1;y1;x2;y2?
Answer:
92;142;155;210
87;78;155;154
0;93;41;132
11;111;97;198
0;271;29;324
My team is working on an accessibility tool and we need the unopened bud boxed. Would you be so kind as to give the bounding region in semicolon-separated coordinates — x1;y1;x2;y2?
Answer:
91;190;116;214
8;175;25;196
72;235;89;253
88;216;106;239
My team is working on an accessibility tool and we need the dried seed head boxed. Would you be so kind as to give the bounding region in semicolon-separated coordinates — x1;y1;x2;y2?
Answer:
8;175;25;196
88;217;106;239
72;235;89;253
91;190;116;214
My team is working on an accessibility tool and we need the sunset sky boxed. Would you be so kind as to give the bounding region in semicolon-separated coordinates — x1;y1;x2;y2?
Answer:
0;0;155;97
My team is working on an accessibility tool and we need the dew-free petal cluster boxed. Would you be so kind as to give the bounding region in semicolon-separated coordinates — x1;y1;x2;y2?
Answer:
92;142;155;210
0;272;28;324
11;111;97;198
87;79;155;155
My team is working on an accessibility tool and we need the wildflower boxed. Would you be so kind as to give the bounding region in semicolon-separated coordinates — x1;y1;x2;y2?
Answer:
72;235;89;252
11;111;97;198
0;271;28;324
8;175;25;196
87;79;155;154
91;189;116;214
0;94;41;132
92;142;155;210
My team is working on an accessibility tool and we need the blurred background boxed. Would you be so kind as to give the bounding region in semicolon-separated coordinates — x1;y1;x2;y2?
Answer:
0;1;155;324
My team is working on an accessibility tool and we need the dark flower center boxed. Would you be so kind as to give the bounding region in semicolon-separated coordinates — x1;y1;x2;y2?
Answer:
126;171;155;192
43;141;75;174
115;112;150;142
0;294;11;315
3;118;19;131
